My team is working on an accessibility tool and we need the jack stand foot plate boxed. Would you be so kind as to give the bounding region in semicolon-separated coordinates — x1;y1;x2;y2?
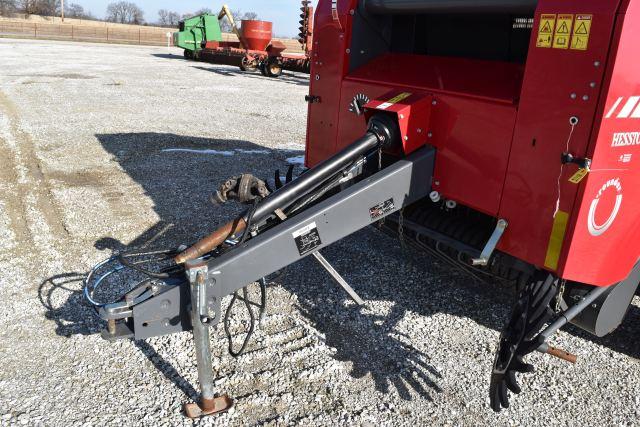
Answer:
184;395;234;418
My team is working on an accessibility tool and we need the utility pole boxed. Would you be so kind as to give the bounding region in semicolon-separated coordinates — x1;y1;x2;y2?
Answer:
61;0;65;22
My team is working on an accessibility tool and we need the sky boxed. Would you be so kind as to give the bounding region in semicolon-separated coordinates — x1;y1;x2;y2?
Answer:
72;0;318;37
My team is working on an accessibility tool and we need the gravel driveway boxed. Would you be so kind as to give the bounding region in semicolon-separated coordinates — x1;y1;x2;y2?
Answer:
0;38;638;426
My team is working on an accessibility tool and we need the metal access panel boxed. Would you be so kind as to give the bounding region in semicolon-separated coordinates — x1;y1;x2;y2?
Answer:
204;147;435;298
496;0;623;280
561;0;640;286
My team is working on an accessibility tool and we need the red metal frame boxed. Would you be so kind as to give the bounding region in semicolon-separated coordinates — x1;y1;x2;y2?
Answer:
305;0;640;287
199;8;314;74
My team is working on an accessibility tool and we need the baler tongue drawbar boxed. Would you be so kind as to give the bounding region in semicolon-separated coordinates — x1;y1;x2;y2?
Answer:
84;112;436;417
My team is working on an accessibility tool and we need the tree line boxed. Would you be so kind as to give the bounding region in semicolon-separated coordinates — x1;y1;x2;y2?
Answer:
0;0;92;19
158;7;258;30
0;1;259;28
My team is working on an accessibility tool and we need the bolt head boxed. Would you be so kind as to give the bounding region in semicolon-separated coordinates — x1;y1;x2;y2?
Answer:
570;93;577;99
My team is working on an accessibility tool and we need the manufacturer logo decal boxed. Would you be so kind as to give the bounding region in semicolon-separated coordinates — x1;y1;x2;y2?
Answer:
611;132;640;147
605;96;640;119
619;154;632;163
587;178;623;236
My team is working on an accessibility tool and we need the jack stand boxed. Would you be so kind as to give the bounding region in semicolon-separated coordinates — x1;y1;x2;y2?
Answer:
183;262;233;418
313;251;365;305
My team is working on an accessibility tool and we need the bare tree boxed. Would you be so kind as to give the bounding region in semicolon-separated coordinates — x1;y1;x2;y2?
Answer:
158;8;179;26
66;2;92;19
242;11;258;21
181;7;211;21
0;0;17;16
220;8;251;32
193;7;212;16
17;0;60;16
106;1;144;24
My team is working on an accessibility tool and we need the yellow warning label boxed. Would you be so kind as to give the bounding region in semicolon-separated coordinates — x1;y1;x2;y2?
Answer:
569;168;589;184
536;14;556;48
571;14;593;51
544;211;569;270
376;92;412;110
553;14;574;49
387;92;412;104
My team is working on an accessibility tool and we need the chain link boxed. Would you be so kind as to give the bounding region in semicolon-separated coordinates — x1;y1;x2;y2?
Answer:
398;208;406;252
555;279;566;313
377;147;385;228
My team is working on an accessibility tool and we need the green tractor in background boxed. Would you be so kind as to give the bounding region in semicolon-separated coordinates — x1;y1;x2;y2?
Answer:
173;13;223;60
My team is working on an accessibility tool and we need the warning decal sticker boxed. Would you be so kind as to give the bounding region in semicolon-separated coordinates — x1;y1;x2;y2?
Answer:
292;222;322;256
569;168;589;184
369;198;395;221
553;14;574;49
377;92;412;110
571;15;592;51
536;14;556;48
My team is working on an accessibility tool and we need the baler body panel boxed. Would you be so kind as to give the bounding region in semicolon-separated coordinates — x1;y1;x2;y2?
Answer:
562;0;640;285
305;0;359;166
306;0;640;287
334;55;522;215
498;0;622;280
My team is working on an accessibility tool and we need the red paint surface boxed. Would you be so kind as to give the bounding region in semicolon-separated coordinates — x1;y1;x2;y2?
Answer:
562;0;640;285
306;0;639;286
241;20;273;51
498;0;622;282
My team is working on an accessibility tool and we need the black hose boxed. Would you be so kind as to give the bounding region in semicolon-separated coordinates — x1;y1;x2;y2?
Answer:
117;248;183;279
224;286;257;357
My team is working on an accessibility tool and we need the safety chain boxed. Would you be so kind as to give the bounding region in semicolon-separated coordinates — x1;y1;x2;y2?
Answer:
398;208;406;252
555;279;566;313
377;147;386;229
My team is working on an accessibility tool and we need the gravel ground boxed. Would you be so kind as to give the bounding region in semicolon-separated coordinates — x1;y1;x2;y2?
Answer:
0;38;639;426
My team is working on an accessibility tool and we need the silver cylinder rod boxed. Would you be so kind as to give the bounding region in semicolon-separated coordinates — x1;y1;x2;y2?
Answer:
538;285;610;343
364;0;538;14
